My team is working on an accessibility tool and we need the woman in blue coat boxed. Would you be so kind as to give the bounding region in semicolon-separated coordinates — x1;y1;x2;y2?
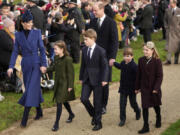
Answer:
7;10;47;127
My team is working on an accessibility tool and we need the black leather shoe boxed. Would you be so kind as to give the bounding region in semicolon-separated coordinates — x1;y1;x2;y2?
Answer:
138;125;149;134
92;124;102;131
66;114;75;123
102;107;106;115
119;120;125;127
91;118;95;126
136;109;141;120
52;124;59;132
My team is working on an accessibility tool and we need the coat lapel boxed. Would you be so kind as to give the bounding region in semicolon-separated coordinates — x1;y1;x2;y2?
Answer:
99;16;107;32
20;31;33;53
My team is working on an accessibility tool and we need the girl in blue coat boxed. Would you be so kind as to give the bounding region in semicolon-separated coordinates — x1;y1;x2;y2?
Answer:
7;10;47;127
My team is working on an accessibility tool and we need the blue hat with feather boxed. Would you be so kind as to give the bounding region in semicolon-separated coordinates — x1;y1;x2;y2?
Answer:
22;10;33;22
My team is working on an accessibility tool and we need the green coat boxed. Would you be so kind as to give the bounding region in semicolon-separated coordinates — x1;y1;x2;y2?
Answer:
47;55;75;103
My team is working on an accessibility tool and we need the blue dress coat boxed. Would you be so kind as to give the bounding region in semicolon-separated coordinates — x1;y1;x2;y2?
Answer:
9;29;47;107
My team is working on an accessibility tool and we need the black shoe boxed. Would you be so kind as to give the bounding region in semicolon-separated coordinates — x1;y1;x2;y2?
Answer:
138;125;149;134
102;107;106;115
155;117;161;128
119;120;125;127
136;109;141;120
52;124;59;132
92;123;102;131
91;118;95;126
164;61;171;65
34;114;43;120
66;114;75;123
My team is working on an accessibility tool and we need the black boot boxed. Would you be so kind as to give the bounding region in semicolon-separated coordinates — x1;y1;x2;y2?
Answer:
63;102;75;123
21;107;31;127
34;104;43;120
136;108;141;120
138;124;149;134
154;106;161;128
156;115;161;128
66;113;75;123
52;122;59;132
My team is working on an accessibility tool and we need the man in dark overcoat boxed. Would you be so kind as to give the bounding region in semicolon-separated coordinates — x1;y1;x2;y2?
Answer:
89;1;118;114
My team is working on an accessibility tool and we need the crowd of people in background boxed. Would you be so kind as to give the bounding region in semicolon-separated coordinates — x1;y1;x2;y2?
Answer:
0;0;179;133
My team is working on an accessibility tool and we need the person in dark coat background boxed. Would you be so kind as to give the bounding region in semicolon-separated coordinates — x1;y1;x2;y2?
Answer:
26;0;46;35
89;1;118;114
139;0;154;43
7;10;47;127
0;17;14;71
101;0;116;19
113;47;141;127
135;42;163;134
47;41;75;132
157;0;168;40
65;0;84;63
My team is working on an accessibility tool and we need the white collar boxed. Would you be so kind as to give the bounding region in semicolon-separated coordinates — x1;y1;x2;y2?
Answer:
99;14;106;22
89;43;96;50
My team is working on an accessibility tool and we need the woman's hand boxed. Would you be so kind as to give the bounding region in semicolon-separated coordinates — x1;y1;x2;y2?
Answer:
135;89;141;94
7;68;13;77
152;90;158;94
40;66;47;74
68;88;73;92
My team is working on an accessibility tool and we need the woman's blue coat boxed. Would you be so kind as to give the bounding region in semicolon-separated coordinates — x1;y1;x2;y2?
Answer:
9;29;47;107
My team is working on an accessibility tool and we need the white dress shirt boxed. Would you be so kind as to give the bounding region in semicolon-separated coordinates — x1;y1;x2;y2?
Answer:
98;14;106;27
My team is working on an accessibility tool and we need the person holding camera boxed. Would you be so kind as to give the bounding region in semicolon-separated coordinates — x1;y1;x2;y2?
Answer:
65;0;85;64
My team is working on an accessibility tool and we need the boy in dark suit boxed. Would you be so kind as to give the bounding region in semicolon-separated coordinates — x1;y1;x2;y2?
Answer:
113;47;141;127
79;29;109;131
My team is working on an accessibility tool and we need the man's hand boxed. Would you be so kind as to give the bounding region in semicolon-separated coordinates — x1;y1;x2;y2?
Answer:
102;82;108;86
109;59;115;67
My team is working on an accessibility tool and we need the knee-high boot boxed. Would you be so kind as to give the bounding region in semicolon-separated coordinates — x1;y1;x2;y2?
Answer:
21;107;31;127
34;104;43;120
138;108;149;134
154;106;161;128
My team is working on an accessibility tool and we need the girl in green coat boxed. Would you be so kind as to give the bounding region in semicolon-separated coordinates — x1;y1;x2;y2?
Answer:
47;40;75;132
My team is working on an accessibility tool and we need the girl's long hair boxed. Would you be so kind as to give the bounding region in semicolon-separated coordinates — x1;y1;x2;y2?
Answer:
144;41;159;59
54;40;69;56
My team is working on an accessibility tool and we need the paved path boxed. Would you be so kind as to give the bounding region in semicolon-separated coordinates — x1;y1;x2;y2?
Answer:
1;64;180;135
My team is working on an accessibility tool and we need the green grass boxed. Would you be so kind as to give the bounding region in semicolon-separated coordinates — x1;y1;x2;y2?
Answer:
161;119;180;135
0;31;167;131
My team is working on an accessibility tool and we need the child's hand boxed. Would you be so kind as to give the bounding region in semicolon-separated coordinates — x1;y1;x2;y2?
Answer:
152;90;158;94
102;82;108;86
68;88;73;92
7;68;13;77
79;80;83;84
135;89;141;94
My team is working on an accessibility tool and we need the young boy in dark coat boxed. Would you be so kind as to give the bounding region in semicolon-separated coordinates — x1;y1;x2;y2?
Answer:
79;29;109;131
113;47;141;127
